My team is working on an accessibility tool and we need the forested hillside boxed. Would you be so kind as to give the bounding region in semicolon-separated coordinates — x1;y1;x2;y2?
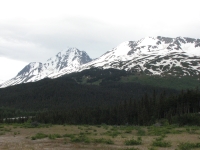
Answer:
0;68;200;125
34;88;200;125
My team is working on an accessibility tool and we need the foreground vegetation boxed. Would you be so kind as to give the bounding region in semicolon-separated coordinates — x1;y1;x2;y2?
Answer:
1;122;200;150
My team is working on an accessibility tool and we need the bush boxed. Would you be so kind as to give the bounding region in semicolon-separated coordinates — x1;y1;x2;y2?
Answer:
31;121;40;127
70;134;90;143
104;130;121;138
63;134;75;138
120;148;139;150
0;132;5;135
178;142;200;150
48;134;61;140
152;140;171;147
125;137;142;145
172;113;200;126
93;138;114;144
31;132;48;140
137;129;146;136
148;126;171;136
151;136;171;147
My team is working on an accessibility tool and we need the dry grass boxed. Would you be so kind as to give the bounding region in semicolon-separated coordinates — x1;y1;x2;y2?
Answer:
0;124;200;150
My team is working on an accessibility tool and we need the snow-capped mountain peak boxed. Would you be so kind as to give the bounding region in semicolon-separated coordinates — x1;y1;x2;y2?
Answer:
1;36;200;88
79;36;200;76
0;48;92;88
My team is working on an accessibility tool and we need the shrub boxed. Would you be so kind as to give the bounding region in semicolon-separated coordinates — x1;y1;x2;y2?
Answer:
31;132;48;140
70;134;90;143
63;134;75;138
152;136;171;147
137;129;146;136
152;140;171;147
93;138;114;144
104;130;121;138
120;148;139;150
148;126;170;136
48;134;61;140
0;132;5;135
125;137;142;145
178;142;200;150
31;121;40;127
148;147;157;150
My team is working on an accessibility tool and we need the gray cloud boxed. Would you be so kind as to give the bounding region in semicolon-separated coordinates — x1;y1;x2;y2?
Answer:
0;0;200;64
1;15;200;64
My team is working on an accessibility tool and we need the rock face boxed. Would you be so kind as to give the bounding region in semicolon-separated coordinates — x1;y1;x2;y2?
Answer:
0;48;92;88
1;36;200;88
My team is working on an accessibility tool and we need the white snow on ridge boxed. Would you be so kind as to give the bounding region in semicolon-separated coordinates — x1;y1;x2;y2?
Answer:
0;47;92;87
78;36;200;76
137;36;158;47
1;36;200;88
112;41;132;56
0;80;5;84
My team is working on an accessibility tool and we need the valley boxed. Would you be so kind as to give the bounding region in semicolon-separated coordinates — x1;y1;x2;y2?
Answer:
1;123;200;150
1;36;200;149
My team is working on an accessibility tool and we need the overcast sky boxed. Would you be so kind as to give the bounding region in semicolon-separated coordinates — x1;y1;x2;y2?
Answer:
0;0;200;81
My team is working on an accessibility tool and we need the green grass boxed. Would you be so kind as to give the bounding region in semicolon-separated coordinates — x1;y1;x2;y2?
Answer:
147;125;183;136
2;124;200;149
178;142;200;150
63;132;114;144
124;129;132;133
148;126;170;136
103;127;121;138
101;123;109;130
151;136;171;147
152;140;171;147
10;122;52;129
31;133;62;140
185;126;199;134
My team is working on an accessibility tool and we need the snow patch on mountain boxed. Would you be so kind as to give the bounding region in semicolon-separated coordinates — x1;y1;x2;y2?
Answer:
1;36;200;88
78;36;200;77
0;48;92;88
0;79;5;84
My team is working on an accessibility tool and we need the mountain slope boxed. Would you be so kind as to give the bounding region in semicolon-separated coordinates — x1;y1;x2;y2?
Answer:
79;36;200;77
1;36;200;88
0;48;92;88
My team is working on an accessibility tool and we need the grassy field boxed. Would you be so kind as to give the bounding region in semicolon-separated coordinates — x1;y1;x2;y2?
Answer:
1;123;200;150
120;75;200;90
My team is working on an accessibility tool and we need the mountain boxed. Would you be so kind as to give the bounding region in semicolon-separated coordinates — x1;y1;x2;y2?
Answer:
1;36;200;88
79;36;200;77
0;48;92;88
0;79;5;85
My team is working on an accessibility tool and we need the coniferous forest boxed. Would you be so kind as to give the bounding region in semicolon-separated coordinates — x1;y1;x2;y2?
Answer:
0;68;200;126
